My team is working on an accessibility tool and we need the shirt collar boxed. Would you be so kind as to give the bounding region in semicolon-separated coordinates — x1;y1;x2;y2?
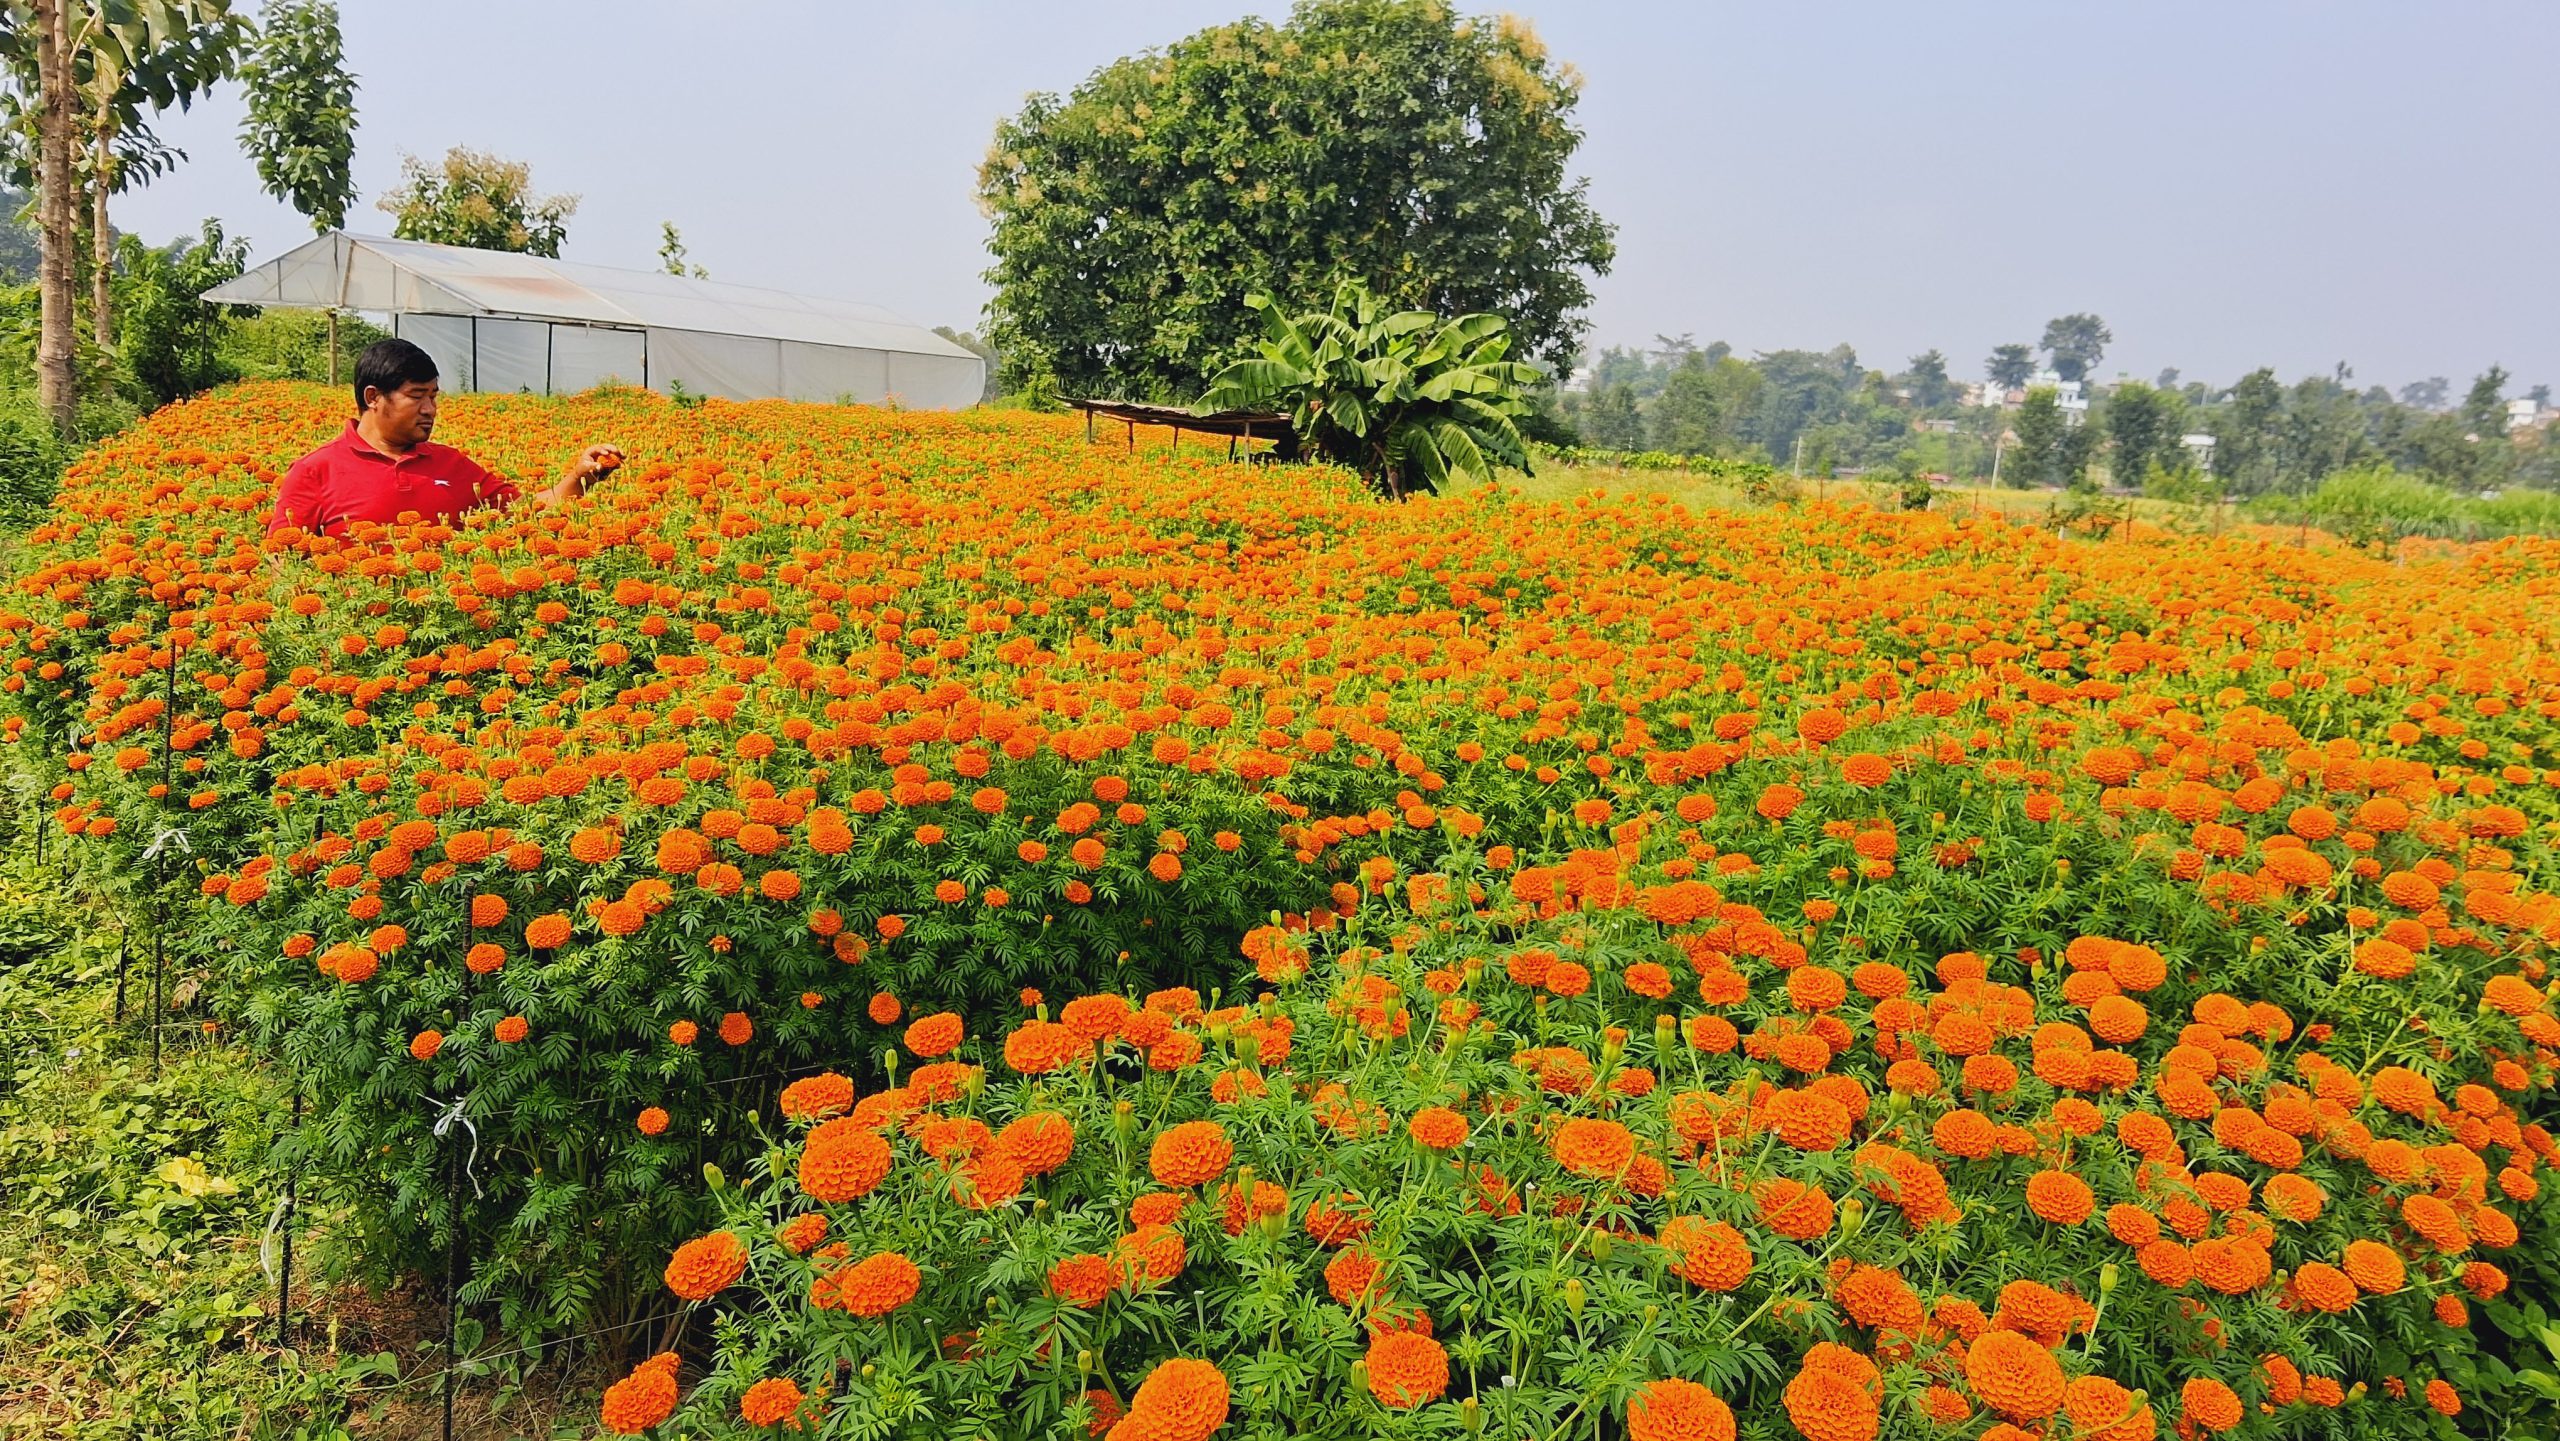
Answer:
342;420;425;465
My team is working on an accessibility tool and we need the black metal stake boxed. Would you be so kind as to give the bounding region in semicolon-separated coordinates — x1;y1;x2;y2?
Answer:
112;926;127;1025
277;1082;301;1349
150;903;164;1075
151;626;178;1077
443;885;475;1441
442;1111;462;1441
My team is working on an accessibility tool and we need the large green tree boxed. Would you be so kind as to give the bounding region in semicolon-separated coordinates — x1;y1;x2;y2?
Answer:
379;146;576;257
236;0;354;376
1901;348;1955;408
2009;386;2064;488
978;0;1615;400
1648;352;1763;457
2038;312;2111;383
2;0;240;432
1985;343;2034;390
2102;380;2180;487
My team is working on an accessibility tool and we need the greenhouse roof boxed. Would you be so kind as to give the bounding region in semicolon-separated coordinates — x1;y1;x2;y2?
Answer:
203;232;977;362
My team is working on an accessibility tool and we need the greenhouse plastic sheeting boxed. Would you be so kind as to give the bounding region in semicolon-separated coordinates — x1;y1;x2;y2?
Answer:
393;313;474;391
207;231;984;408
650;329;778;403
472;318;550;395
549;326;647;392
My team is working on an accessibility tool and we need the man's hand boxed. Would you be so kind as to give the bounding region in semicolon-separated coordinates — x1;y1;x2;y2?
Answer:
568;443;626;489
531;444;626;508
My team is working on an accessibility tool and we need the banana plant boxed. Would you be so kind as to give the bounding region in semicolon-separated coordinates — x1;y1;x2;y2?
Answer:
1200;279;1542;498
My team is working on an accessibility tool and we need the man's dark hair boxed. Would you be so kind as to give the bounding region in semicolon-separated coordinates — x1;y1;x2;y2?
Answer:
354;338;439;412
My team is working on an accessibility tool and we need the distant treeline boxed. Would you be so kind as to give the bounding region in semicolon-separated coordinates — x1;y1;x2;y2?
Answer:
1554;332;2556;500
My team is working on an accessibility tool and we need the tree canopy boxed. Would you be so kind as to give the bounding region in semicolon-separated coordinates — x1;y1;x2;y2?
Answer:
379;146;576;257
2039;312;2111;383
236;0;355;234
977;0;1614;401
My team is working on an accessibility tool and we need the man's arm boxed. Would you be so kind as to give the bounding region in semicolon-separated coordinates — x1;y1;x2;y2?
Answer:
526;445;625;508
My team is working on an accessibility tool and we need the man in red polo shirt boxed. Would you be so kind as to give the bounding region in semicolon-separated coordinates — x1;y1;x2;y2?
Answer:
266;338;624;537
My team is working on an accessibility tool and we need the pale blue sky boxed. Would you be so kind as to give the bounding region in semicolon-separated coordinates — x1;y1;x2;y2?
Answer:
113;1;2557;394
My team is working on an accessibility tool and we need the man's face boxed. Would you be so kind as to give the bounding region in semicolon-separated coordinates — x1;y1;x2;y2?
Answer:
364;378;439;447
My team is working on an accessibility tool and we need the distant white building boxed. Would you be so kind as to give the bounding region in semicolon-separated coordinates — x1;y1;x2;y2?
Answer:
2030;369;2090;426
2509;397;2545;433
2180;433;2217;473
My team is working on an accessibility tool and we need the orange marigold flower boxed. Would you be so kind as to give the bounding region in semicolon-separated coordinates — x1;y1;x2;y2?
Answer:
2180;1377;2242;1433
665;1231;748;1301
777;1213;828;1254
1964;1330;2064;1421
1005;1020;1082;1075
778;1072;855;1122
719;1011;753;1046
598;1353;680;1435
1660;1215;1754;1292
1783;1344;1880;1441
1626;1377;1735;1441
1839;752;1890;787
905;1011;964;1058
1755;1177;1835;1241
812;1249;919;1317
1552;1116;1638;1177
1364;1328;1449;1408
867;992;901;1024
739;1376;803;1428
636;1106;670;1136
1325;1247;1384;1307
1148;1120;1233;1188
494;1014;529;1044
798;1118;893;1202
1110;1358;1228;1441
1408;1106;1469;1151
2342;1239;2406;1294
523;912;572;949
2062;1375;2154;1441
409;1029;443;1061
2025;1169;2095;1226
1049;1252;1118;1309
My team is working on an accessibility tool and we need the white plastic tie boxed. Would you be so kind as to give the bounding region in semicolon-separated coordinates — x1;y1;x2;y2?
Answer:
429;1095;485;1199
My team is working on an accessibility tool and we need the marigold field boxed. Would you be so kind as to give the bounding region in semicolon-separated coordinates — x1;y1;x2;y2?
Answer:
11;381;2560;1439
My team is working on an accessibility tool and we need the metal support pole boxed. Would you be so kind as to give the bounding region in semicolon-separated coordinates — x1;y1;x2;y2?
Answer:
443;886;474;1441
152;625;177;1074
277;1082;300;1348
112;926;127;1024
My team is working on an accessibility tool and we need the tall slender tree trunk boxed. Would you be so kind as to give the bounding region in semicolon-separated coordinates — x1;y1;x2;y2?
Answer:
91;98;117;351
33;0;81;435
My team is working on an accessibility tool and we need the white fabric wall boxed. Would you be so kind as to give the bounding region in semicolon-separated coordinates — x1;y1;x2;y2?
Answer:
472;318;550;394
391;314;982;408
394;313;475;390
648;328;782;402
781;340;889;404
884;350;986;411
550;326;648;392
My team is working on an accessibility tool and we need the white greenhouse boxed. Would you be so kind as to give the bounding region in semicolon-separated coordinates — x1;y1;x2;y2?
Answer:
202;232;986;410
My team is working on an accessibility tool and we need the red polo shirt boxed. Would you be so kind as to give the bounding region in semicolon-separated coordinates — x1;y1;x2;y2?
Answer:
265;422;521;537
